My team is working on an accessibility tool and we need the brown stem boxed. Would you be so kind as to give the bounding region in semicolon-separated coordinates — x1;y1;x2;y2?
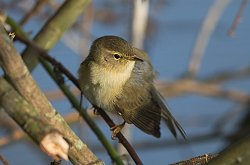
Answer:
14;34;143;165
227;0;248;37
96;107;143;165
0;155;9;165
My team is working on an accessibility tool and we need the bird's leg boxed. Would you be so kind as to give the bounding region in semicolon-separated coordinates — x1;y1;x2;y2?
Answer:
110;121;126;139
92;106;100;115
93;108;99;115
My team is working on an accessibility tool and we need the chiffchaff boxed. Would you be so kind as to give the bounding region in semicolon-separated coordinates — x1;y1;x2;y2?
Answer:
78;36;186;139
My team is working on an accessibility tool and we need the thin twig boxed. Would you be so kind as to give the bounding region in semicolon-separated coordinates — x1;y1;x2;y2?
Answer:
15;35;80;88
96;107;143;165
188;0;231;77
0;155;10;165
0;25;101;165
89;132;223;153
15;34;143;165
228;0;248;37
19;0;49;25
43;64;250;101
204;66;250;84
157;79;250;103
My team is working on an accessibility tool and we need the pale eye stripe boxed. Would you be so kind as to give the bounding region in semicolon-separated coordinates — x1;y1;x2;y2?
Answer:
105;49;123;56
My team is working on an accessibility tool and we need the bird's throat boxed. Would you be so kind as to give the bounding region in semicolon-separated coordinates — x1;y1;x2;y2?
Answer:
87;61;135;110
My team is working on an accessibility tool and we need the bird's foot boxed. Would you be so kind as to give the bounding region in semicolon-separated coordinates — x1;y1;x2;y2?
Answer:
110;121;126;140
91;106;100;115
93;108;99;115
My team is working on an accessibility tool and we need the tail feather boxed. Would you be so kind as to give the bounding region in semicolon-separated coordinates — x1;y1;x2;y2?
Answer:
152;87;187;139
162;109;187;139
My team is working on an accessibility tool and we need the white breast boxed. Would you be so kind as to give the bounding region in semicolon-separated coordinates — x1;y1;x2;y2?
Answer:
81;61;135;111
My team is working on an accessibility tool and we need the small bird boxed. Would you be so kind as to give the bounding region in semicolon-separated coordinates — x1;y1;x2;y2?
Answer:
78;35;186;139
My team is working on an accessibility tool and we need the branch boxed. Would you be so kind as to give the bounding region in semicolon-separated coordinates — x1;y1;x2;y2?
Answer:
21;0;91;71
6;17;125;165
0;25;101;165
96;107;143;165
0;112;88;147
0;77;100;164
171;154;218;165
42;63;250;101
77;132;232;155
0;155;9;165
204;66;250;84
227;0;248;37
157;79;250;103
0;78;69;161
207;135;250;165
19;0;50;25
188;0;231;77
14;30;250;165
14;33;142;165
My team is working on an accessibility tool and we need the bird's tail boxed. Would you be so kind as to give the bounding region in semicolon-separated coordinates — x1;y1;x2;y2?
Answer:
152;87;187;139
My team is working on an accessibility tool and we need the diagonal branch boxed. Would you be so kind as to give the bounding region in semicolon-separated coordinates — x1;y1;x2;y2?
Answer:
15;33;143;165
188;0;231;77
0;24;101;165
0;154;9;165
19;0;50;25
207;135;250;165
6;17;125;165
227;0;248;37
22;0;91;71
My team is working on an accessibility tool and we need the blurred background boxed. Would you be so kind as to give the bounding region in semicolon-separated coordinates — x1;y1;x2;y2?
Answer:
0;0;250;164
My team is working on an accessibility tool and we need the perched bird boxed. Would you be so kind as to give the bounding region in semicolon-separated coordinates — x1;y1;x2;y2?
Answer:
78;35;186;139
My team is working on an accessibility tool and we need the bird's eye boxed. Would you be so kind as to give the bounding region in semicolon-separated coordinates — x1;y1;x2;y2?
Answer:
113;54;121;60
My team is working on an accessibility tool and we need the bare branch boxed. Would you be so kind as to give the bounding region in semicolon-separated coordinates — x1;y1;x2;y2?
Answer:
157;79;250;103
204;66;250;84
188;0;231;77
22;0;91;71
14;32;143;165
0;112;84;147
171;154;218;165
227;0;248;37
0;155;9;165
95;107;143;165
207;135;250;165
19;0;50;25
0;25;102;165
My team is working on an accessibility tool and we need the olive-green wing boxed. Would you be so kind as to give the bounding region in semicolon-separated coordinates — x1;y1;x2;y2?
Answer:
114;87;162;138
152;87;187;139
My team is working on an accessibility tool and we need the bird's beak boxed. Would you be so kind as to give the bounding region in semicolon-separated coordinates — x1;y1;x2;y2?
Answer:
127;55;144;62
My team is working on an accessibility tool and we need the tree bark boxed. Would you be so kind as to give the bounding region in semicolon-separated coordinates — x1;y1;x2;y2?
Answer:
0;24;102;165
207;135;250;165
22;0;91;71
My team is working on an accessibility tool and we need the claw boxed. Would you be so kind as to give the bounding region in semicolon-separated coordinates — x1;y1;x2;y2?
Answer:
91;106;100;115
110;121;126;139
93;108;99;115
